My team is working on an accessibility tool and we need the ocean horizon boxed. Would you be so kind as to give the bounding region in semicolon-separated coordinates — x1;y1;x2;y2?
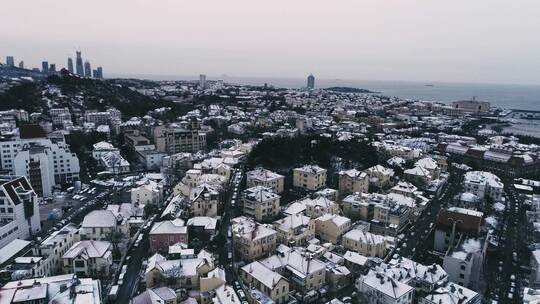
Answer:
110;73;540;111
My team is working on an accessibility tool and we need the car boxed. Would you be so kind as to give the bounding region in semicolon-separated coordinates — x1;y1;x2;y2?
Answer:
234;281;241;290
342;297;352;303
237;290;246;299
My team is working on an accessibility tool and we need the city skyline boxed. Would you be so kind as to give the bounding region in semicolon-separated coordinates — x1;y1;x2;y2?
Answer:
1;0;540;86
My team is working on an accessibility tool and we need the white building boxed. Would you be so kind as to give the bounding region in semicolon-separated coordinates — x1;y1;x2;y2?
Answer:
33;223;80;276
463;171;504;201
130;180;163;207
0;176;41;248
357;272;414;304
338;169;369;196
62;240;113;276
243;186;281;221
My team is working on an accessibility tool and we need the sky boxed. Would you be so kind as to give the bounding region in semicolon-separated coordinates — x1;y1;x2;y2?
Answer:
2;0;540;85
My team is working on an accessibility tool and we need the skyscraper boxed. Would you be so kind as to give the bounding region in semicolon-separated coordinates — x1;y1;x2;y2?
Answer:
6;56;15;67
42;61;49;73
49;64;56;73
18;61;24;69
67;57;74;73
75;51;84;76
307;74;315;89
84;61;92;77
199;74;207;89
96;67;103;79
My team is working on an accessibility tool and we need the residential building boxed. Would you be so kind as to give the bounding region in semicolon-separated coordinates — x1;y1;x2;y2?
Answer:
357;272;414;304
33;223;80;276
293;165;327;191
433;207;483;253
342;229;387;258
314;213;352;244
0;176;41;248
149;219;188;253
284;196;339;218
62;240;112;276
0;274;102;304
463;171;504;201
243;186;280;221
232;216;277;261
81;210;127;241
246;168;285;194
145;251;215;289
154;125;207;154
130;180;163;207
272;213;315;246
365;165;395;189
240;261;289;304
338;169;369;196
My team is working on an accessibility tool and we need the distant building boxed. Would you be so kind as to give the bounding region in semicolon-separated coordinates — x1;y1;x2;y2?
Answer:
293;165;327;191
307;74;315;89
6;56;15;66
67;57;74;73
75;51;84;76
18;61;24;69
49;64;56;73
200;74;207;89
84;61;92;77
96;66;103;78
41;61;49;73
451;98;490;114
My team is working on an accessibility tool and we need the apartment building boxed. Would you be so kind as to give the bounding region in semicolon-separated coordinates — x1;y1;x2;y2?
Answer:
1;127;80;197
0;176;41;248
357;272;414;304
145;251;215;289
433;207;483;253
189;185;221;217
243;186;281;221
240;261;289;304
62;240;113;276
232;216;277;261
338;169;369;196
80;209;127;241
463;171;504;201
33;223;80;276
314;213;352;244
149;219;189;253
273;213;315;246
365;165;395;189
246;168;285;194
293;165;327;191
342;229;387;258
285;196;340;219
154;125;207;154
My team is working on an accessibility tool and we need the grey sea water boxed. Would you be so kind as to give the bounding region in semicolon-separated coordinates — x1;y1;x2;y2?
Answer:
115;74;540;111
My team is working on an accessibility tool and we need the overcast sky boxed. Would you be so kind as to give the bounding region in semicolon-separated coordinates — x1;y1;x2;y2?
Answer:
2;0;539;85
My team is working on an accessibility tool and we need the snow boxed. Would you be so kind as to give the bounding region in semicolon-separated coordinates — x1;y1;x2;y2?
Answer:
493;202;506;212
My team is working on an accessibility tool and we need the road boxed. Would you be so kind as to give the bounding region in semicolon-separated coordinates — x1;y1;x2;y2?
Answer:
396;169;464;263
115;232;150;304
484;183;529;303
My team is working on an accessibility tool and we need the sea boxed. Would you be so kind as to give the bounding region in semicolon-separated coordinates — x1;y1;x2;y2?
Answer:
114;74;540;111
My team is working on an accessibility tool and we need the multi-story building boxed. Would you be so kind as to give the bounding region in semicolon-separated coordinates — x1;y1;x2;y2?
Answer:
130;180;163;207
243;186;280;221
357;272;414;304
240;261;289;304
232;216;277;261
443;237;488;291
338;169;369;196
364;165;395;189
33;223;80;276
284;196;340;219
463;171;504;201
342;229;387;258
80;209;127;241
154;125;207;154
273;214;315;246
433;207;483;253
246;168;285;194
62;240;112;276
314;213;352;244
1;126;80;197
293;165;327;191
189;185;220;217
0;176;41;248
149;219;188;253
0;273;102;304
260;246;326;294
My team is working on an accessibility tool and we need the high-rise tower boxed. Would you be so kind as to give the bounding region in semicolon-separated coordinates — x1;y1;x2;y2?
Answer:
67;57;74;73
84;61;92;77
75;51;84;76
307;74;315;90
